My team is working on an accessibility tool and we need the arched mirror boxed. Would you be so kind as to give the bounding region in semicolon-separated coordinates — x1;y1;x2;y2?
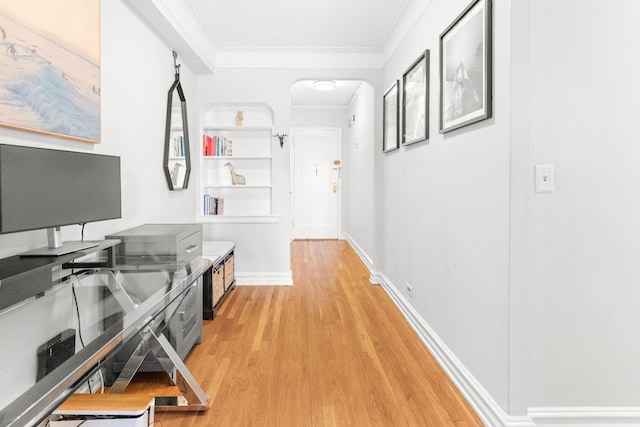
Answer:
164;51;191;190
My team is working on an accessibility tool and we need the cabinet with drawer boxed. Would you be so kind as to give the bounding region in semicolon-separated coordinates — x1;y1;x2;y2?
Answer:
106;223;202;263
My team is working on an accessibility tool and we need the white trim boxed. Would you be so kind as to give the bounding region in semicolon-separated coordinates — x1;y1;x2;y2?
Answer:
343;233;374;272
214;50;384;69
528;407;640;426
291;105;350;111
196;215;280;224
235;272;293;286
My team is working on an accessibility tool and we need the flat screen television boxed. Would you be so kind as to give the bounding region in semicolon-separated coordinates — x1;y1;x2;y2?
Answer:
0;144;121;256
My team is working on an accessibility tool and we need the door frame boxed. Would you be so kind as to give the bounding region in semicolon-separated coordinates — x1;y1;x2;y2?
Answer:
290;127;343;240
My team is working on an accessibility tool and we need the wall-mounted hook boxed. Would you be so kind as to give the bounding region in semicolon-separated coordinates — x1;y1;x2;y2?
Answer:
173;50;181;77
273;132;288;148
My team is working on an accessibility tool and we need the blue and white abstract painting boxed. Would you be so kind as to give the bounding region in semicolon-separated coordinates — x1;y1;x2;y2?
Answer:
0;1;100;143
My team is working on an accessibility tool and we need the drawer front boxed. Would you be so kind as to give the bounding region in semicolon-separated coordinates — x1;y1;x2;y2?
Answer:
178;230;202;262
223;254;234;291
212;266;224;306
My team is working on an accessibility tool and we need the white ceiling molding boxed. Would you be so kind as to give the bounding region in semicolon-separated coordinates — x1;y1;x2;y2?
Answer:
121;0;217;74
214;50;385;69
379;0;432;65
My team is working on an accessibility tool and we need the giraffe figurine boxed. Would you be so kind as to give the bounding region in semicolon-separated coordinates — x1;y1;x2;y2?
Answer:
224;162;246;185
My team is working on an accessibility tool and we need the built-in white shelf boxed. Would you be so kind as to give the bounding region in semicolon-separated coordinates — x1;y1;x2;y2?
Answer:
198;103;276;219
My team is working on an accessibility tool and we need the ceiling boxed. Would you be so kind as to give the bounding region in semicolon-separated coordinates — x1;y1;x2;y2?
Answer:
192;0;412;52
289;80;364;107
185;0;428;106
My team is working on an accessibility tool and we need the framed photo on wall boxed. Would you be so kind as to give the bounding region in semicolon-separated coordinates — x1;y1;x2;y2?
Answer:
0;0;101;143
439;0;492;133
383;80;399;152
402;50;429;145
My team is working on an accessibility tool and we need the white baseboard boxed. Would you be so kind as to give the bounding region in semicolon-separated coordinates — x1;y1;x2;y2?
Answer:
342;233;379;285
528;407;640;426
344;237;640;426
235;271;293;286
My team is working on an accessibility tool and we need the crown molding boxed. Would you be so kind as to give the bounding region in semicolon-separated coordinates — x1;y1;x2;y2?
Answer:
214;49;385;69
379;0;432;65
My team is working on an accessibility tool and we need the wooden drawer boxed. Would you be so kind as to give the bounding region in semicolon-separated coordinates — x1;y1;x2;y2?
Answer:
224;253;234;291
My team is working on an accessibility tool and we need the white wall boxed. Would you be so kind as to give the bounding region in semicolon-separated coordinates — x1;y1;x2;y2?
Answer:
381;0;512;412
527;0;640;409
346;83;377;264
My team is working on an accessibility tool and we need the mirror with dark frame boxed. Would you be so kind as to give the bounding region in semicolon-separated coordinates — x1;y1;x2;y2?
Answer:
163;51;191;190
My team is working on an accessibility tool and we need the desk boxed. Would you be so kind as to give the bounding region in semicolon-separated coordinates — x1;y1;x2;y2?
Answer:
0;251;212;427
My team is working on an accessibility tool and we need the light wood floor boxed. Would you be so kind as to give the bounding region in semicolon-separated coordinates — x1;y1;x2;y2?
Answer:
131;239;485;426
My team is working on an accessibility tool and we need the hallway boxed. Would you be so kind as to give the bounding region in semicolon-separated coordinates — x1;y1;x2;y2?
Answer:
153;239;484;426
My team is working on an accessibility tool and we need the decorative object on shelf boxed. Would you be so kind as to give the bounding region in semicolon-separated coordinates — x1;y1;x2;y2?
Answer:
439;0;492;133
273;132;288;148
225;162;246;185
0;1;100;143
402;50;429;145
383;80;400;152
235;111;244;126
170;163;184;186
164;51;191;190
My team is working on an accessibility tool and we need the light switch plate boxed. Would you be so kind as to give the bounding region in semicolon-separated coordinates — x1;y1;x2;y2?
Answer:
535;164;554;192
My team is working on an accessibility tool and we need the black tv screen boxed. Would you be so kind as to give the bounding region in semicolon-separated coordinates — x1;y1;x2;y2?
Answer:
0;144;121;235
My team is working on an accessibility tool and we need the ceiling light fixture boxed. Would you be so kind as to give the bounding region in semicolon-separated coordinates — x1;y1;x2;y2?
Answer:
313;80;336;91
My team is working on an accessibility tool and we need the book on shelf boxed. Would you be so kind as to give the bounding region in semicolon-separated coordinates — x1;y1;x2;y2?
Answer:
203;195;224;215
171;135;185;157
202;135;233;157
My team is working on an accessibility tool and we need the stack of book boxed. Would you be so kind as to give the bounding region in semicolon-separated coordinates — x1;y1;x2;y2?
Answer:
171;135;186;157
202;135;233;157
203;195;224;215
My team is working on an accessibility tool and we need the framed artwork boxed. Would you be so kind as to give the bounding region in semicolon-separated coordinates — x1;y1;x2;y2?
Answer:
439;0;492;133
383;80;399;153
402;50;429;145
0;0;101;143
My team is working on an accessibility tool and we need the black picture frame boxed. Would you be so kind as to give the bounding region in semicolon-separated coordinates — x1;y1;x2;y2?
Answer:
402;50;430;145
383;80;400;152
439;0;492;133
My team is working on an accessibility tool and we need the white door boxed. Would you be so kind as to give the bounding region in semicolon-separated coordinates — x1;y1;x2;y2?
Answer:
292;128;342;239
